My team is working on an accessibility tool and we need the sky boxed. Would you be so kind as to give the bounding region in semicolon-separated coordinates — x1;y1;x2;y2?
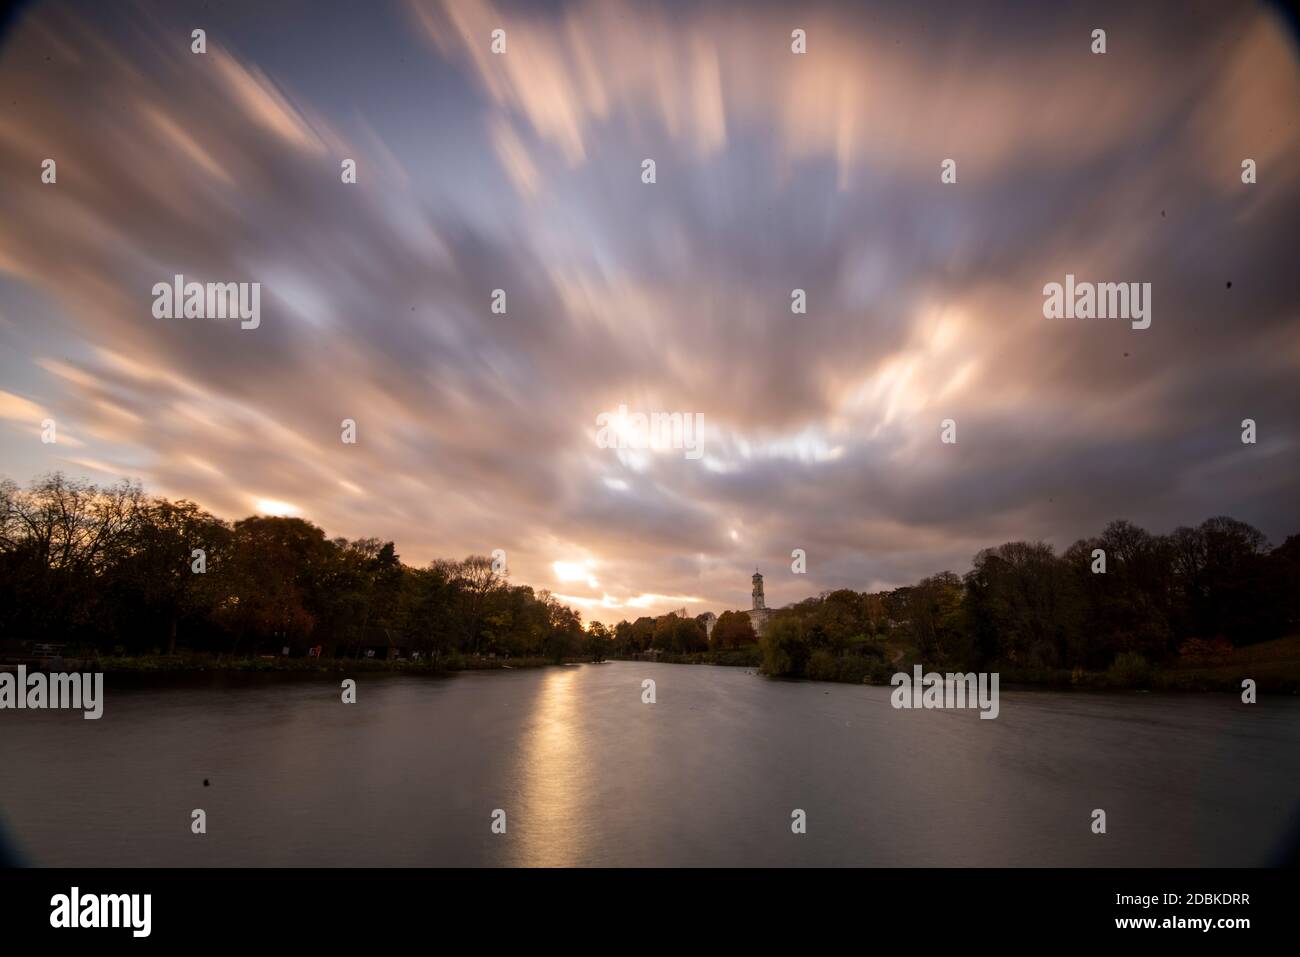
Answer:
1;0;1298;620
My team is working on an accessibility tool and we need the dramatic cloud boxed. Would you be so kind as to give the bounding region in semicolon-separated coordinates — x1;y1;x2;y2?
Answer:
1;0;1297;617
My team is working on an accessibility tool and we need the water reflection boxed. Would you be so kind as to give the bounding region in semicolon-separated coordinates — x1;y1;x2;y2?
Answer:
508;667;589;866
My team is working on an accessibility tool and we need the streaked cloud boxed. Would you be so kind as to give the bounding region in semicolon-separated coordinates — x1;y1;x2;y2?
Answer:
0;0;1297;617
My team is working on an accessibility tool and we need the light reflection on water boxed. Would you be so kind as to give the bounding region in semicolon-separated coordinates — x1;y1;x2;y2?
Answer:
508;667;587;866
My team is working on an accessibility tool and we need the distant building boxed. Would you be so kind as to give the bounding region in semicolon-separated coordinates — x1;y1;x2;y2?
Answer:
698;611;717;639
708;570;774;639
745;570;772;636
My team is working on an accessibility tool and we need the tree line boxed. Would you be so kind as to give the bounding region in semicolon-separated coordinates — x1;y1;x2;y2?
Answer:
595;516;1300;683
4;473;1297;680
597;608;758;658
0;473;593;663
754;516;1300;681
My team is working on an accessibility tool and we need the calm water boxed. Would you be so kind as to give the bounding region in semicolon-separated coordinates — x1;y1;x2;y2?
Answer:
2;661;1298;867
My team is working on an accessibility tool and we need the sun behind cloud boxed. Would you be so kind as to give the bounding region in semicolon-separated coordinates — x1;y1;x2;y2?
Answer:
253;498;302;518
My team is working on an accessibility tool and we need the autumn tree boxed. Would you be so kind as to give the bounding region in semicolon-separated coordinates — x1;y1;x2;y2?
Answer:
710;610;757;649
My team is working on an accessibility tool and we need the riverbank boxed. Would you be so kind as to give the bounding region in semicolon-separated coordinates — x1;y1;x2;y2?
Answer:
616;647;763;668
618;635;1300;694
1;653;587;675
12;636;1300;694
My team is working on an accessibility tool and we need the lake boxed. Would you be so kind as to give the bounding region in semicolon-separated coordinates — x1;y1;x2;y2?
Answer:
2;660;1297;866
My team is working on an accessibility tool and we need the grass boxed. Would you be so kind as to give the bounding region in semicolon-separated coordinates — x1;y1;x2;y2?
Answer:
983;635;1300;693
1162;633;1300;693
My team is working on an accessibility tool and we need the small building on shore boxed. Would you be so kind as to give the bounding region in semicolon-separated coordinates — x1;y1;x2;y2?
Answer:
362;635;412;660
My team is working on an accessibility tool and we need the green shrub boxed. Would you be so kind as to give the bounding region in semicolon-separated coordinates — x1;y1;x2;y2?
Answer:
1106;652;1152;688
